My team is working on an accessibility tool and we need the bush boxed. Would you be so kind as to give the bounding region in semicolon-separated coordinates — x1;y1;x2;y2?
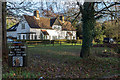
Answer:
116;46;120;54
113;45;120;54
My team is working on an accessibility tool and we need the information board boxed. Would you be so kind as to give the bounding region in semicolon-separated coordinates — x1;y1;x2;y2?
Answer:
8;42;27;67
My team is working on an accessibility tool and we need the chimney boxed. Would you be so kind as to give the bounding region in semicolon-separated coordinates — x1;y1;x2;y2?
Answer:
34;10;39;18
59;15;64;23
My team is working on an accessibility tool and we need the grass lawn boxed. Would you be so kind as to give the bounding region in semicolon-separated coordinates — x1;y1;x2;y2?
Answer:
2;44;120;78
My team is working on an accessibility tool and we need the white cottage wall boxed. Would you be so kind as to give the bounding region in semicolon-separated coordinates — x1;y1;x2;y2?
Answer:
46;29;58;40
7;31;17;38
16;18;31;39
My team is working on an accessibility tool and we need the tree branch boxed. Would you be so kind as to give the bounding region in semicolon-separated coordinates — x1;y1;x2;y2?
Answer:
95;2;120;16
71;1;83;23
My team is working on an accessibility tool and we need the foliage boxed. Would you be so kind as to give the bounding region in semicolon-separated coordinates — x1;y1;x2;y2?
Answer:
93;22;106;43
102;19;119;41
6;19;17;29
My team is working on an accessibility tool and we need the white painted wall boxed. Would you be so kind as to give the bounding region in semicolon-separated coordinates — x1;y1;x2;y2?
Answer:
17;21;30;34
7;31;17;38
46;29;58;40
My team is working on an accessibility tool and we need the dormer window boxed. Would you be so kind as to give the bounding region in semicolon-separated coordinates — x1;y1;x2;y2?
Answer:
53;25;61;30
57;27;60;30
22;23;25;29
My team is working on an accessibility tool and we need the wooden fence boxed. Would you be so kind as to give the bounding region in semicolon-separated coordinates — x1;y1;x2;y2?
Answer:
23;40;82;46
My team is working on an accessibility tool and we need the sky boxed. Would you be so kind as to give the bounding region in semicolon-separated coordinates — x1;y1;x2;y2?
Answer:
5;0;120;2
7;0;120;22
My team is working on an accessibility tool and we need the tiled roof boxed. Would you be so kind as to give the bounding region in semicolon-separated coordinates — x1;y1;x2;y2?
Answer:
62;21;76;31
57;20;76;31
24;15;52;29
24;15;76;31
7;23;19;31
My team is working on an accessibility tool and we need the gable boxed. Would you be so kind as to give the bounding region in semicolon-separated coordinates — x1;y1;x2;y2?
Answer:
52;17;76;31
53;18;62;26
50;18;57;26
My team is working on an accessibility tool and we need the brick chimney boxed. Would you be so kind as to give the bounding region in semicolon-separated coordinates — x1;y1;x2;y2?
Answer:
34;10;39;18
59;15;65;23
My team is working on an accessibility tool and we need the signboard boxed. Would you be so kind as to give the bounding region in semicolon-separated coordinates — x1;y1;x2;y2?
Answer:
8;42;27;67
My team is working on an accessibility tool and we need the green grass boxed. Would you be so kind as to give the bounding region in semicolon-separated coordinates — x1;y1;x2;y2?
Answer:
2;44;119;78
118;42;120;44
27;43;82;46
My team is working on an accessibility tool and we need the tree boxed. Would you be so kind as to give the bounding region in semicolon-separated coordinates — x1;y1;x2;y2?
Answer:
76;1;120;58
102;19;120;41
94;22;106;43
79;2;95;58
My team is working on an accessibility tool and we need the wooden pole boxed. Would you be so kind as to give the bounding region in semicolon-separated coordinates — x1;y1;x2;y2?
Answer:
2;2;7;55
0;1;2;79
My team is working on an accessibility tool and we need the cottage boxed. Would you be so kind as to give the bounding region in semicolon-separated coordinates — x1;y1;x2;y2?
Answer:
7;10;76;40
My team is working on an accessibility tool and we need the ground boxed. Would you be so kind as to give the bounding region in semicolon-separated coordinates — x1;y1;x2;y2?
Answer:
2;43;120;78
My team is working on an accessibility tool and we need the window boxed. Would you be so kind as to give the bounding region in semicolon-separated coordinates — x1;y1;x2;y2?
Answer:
54;27;56;29
31;35;33;40
27;34;30;40
40;33;43;40
22;24;25;29
58;27;60;30
58;36;60;39
19;35;21;40
53;36;57;40
49;36;51;40
23;35;25;40
46;36;47;39
35;35;37;40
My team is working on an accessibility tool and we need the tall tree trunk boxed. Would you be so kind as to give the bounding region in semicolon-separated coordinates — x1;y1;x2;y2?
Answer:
80;2;95;58
2;2;7;55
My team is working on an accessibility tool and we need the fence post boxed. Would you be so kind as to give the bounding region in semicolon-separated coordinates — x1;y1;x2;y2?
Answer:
72;40;73;46
60;41;61;46
53;40;54;46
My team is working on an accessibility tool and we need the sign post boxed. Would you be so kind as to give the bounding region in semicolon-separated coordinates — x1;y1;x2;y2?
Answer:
8;42;27;67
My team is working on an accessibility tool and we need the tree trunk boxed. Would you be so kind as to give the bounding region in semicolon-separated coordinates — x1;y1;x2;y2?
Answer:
2;2;7;55
80;2;95;58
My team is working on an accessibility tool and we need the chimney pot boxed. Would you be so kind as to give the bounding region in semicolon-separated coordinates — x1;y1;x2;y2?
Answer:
59;15;64;23
34;10;39;18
